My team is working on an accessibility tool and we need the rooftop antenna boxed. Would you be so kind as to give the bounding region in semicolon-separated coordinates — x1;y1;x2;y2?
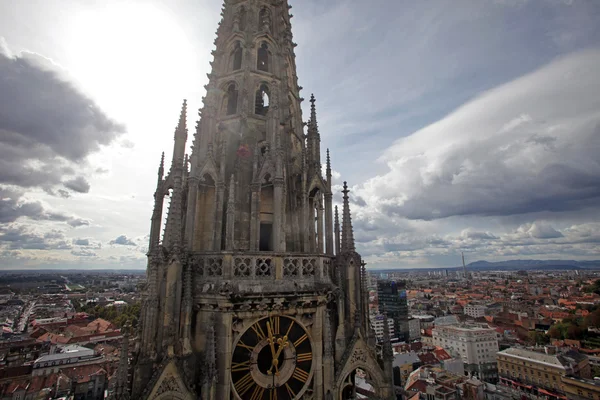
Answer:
462;252;467;279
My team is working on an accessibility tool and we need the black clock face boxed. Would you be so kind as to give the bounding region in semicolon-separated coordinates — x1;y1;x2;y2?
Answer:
231;315;313;400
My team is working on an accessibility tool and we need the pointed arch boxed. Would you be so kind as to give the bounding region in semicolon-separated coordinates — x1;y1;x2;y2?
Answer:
222;81;238;116
335;339;388;400
194;173;216;251
238;6;247;31
255;83;270;116
257;41;271;72
258;7;272;33
231;41;243;71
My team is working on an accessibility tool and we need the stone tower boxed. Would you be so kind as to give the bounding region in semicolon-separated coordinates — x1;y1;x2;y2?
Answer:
132;1;394;399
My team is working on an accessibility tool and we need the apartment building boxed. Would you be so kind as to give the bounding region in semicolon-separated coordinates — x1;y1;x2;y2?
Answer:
432;324;499;382
497;347;591;398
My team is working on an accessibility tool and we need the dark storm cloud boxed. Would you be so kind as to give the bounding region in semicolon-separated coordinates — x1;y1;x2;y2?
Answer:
109;235;136;246
0;225;72;250
0;186;90;226
64;176;91;193
0;42;125;197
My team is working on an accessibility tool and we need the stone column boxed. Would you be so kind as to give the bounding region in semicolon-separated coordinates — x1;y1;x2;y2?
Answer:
273;177;284;252
324;193;333;255
185;178;199;249
213;182;225;251
250;184;260;251
313;306;324;400
216;311;233;399
316;195;324;254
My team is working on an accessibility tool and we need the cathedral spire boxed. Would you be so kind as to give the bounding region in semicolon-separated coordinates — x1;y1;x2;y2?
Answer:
341;182;355;253
171;99;188;170
326;148;332;188
334;205;340;256
158;152;165;180
307;94;321;170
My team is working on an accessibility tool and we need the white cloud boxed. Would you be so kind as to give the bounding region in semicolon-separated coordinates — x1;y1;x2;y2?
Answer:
359;49;600;221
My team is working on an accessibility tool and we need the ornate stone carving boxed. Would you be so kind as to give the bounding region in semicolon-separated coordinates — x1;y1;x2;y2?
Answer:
350;348;367;364
153;376;181;398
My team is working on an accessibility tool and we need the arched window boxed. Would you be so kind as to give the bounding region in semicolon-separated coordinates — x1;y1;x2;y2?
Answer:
239;7;247;31
258;7;271;32
231;42;242;71
255;84;270;116
257;42;269;72
226;83;238;115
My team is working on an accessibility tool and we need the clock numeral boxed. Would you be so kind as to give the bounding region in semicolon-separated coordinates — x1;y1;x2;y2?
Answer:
235;373;255;396
285;321;295;337
270;388;278;400
250;384;265;400
237;339;255;351
292;367;310;383
231;360;250;372
272;316;280;335
297;352;312;362
251;323;267;340
293;333;308;348
285;383;296;398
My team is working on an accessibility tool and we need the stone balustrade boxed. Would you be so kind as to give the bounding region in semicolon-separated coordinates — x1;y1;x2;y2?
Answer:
188;252;333;281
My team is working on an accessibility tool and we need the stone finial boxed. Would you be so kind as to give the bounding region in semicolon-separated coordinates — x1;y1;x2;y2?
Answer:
341;182;356;252
158;152;165;178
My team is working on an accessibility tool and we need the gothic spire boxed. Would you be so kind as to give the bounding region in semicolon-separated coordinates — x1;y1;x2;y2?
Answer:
309;94;318;134
334;205;340;256
326;148;332;188
341;182;355;253
171;99;188;170
158;152;165;179
307;94;321;169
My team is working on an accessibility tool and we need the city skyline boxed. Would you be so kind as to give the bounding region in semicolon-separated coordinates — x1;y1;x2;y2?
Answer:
1;0;600;269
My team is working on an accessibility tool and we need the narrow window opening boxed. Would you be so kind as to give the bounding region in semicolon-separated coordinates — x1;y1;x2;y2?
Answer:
257;42;269;72
259;223;273;251
232;42;242;71
259;8;271;32
239;7;246;31
255;84;270;116
226;84;238;115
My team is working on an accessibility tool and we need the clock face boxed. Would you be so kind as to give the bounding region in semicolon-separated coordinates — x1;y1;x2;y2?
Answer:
231;315;313;400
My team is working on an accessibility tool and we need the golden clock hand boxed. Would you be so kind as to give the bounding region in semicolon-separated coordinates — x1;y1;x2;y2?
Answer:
268;335;289;376
266;321;279;376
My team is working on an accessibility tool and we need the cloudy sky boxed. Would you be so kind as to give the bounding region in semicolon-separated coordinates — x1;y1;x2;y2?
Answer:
1;0;599;269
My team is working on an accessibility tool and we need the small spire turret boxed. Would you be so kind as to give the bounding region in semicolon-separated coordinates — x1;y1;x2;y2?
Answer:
334;205;340;256
158;152;165;179
341;182;355;253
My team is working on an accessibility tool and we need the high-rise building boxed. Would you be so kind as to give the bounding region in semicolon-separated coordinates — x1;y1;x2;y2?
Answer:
130;1;394;399
432;324;499;382
377;280;409;341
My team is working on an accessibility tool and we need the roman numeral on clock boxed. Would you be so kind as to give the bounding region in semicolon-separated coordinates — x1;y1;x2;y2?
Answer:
292;367;309;383
249;385;265;400
297;352;312;362
293;333;308;347
235;372;255;396
231;360;250;372
251;323;266;340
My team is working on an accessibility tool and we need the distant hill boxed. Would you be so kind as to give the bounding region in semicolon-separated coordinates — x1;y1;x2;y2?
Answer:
372;259;600;273
465;259;600;271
